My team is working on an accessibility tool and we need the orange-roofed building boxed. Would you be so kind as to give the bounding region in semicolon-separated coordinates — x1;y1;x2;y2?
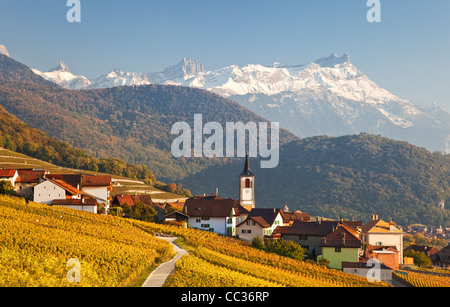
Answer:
362;215;404;264
0;169;18;186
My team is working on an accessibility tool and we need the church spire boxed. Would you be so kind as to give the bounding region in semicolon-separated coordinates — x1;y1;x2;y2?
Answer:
240;153;254;177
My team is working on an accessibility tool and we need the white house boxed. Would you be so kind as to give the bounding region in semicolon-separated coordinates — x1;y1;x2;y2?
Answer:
33;179;82;205
236;208;285;242
183;196;249;236
52;198;98;214
81;175;112;211
362;215;404;264
46;174;112;212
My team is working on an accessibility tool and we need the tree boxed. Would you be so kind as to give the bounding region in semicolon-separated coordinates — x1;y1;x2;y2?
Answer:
265;239;305;261
122;202;157;223
251;237;265;249
404;250;432;268
0;181;17;196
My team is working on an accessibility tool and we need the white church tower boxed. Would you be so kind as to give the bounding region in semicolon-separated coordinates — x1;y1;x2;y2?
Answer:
239;154;255;211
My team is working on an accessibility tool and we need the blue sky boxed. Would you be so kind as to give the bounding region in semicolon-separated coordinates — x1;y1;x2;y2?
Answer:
1;0;449;110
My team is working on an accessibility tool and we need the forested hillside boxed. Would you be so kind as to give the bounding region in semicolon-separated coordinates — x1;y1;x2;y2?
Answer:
185;134;450;226
0;53;449;226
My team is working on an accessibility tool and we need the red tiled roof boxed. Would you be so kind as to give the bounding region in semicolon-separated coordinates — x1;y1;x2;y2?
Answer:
0;169;17;178
16;170;46;183
82;175;111;187
183;197;243;218
48;179;83;196
320;224;362;248
114;194;154;207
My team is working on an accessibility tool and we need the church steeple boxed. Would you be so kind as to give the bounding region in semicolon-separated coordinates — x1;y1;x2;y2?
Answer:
239;154;255;211
241;153;254;177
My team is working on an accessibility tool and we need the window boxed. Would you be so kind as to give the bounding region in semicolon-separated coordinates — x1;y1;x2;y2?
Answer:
245;179;251;189
300;235;308;241
227;218;232;224
201;224;210;228
376;242;383;246
202;217;210;221
195;219;201;223
335;247;342;253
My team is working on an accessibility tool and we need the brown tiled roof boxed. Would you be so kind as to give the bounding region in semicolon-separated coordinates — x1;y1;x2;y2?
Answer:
183;197;242;218
0;169;17;177
16;170;46;183
237;208;282;228
320;224;362;248
81;175;111;187
281;211;311;223
114;194;154;207
46;174;82;190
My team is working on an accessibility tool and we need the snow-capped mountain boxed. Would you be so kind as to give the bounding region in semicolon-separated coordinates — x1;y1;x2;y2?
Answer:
32;60;91;90
31;54;450;152
0;45;9;57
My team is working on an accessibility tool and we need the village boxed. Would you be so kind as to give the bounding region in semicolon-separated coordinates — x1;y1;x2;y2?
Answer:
1;155;449;286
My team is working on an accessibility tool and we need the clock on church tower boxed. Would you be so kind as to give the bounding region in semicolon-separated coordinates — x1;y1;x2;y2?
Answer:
239;154;255;211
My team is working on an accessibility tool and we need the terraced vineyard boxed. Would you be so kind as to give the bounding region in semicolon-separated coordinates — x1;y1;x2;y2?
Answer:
1;195;389;287
135;224;389;287
394;270;450;287
0;195;175;287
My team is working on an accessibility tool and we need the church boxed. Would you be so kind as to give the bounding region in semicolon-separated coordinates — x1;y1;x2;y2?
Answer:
182;155;255;236
239;154;256;212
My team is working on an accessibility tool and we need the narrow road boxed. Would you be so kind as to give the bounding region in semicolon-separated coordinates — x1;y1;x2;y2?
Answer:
141;236;188;287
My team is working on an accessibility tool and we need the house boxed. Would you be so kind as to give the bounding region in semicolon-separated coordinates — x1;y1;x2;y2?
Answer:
34;179;83;205
183;195;249;236
342;262;393;285
81;175;112;210
112;194;165;222
47;174;112;212
362;215;404;264
365;245;400;271
404;244;439;257
281;210;311;223
15;169;47;199
52;198;98;214
164;211;189;227
319;224;362;270
236;208;285;242
430;245;450;269
0;169;18;186
280;220;362;256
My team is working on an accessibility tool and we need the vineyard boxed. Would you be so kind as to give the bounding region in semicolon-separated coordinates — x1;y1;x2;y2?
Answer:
0;195;174;287
0;194;392;287
132;222;389;287
394;270;450;287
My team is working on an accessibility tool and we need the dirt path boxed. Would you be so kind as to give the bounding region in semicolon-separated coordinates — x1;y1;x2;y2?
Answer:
141;237;188;287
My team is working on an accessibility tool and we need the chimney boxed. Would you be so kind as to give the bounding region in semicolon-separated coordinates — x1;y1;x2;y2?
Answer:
340;217;344;223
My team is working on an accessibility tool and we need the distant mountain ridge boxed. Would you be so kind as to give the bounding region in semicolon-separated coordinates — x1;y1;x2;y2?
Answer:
0;50;449;226
31;52;450;153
